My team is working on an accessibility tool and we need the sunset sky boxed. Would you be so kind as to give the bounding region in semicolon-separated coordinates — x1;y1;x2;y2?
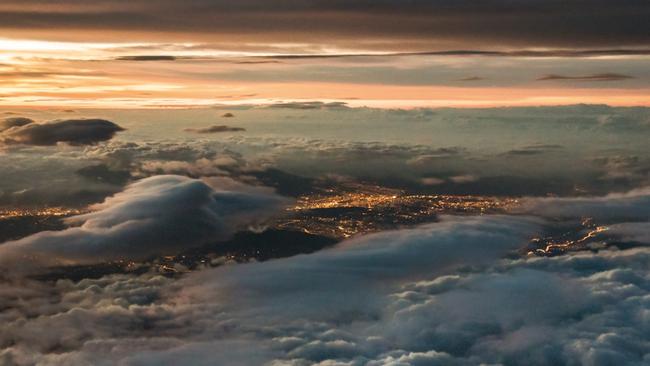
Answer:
1;0;649;108
2;3;650;366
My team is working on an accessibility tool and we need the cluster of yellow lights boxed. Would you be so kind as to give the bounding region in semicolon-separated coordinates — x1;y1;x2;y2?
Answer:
281;189;520;238
0;207;82;219
530;224;610;256
291;192;518;212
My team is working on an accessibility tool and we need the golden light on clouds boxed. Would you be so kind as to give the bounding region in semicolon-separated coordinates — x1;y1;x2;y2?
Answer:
0;37;649;109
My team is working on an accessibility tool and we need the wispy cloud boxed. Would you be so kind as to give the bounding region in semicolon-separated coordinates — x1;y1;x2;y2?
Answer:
457;76;484;82
0;1;649;51
537;73;634;82
115;55;177;61
184;125;246;134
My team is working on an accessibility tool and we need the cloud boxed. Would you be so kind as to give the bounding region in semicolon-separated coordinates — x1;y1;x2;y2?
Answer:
0;117;33;131
3;181;650;365
503;144;564;156
606;222;650;244
137;158;234;177
504;149;546;156
516;186;650;220
116;55;177;61
537;73;634;82
267;49;650;59
0;175;288;268
406;148;464;165
448;174;477;183
267;101;349;110
3;206;650;365
2;106;650;364
593;155;649;182
457;76;484;82
0;118;124;146
420;177;445;186
0;215;542;365
1;105;645;210
180;216;541;321
76;164;132;185
184;125;245;134
0;1;649;50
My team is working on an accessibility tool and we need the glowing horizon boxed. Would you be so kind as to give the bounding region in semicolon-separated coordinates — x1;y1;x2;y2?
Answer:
0;34;649;108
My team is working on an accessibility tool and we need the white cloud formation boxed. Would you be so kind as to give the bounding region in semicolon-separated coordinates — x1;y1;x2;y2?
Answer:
0;175;288;269
0;215;543;365
2;185;650;365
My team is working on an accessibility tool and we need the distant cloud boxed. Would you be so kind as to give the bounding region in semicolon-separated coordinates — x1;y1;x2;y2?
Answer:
407;148;464;166
607;222;650;243
504;149;546;156
234;60;282;64
116;55;177;61
449;174;478;183
421;177;445;185
0;118;124;146
1;1;649;50
256;49;650;60
516;186;650;219
184;125;245;133
76;164;131;185
537;73;634;82
267;101;349;110
138;158;237;177
457;76;484;82
0;117;33;131
504;144;564;156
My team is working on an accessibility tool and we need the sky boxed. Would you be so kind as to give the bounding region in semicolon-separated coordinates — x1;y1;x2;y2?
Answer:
1;2;650;365
0;0;649;108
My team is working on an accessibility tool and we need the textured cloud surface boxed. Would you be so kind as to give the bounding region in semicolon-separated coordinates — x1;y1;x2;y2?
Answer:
1;107;650;364
0;175;287;268
1;208;649;365
0;119;124;146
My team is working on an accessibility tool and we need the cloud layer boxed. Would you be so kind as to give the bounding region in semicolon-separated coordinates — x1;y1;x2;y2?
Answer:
2;204;649;365
0;175;287;268
184;125;245;134
0;117;34;131
0;119;124;146
1;0;649;50
537;73;634;82
1;106;650;364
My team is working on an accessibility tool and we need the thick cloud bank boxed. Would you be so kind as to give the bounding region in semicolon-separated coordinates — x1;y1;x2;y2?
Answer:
2;212;650;365
182;216;541;320
0;175;287;267
1;0;649;50
0;118;124;146
1;186;650;365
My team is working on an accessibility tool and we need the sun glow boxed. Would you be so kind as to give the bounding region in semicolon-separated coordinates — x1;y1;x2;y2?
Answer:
0;37;649;109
